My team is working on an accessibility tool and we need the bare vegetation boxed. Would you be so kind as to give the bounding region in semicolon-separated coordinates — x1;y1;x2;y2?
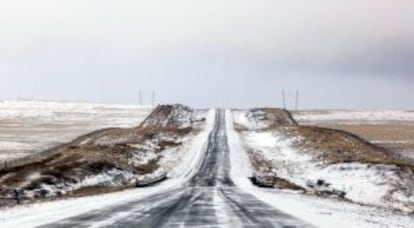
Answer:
314;123;414;161
236;108;414;206
0;104;203;206
279;126;414;170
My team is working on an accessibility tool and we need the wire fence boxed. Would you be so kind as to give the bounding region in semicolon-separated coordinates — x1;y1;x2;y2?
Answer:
0;190;27;205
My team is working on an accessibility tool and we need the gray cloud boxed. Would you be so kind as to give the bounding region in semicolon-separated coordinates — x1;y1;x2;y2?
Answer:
0;0;413;109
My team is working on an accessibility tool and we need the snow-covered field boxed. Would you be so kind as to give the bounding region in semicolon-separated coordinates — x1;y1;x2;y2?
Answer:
227;110;414;228
0;100;152;162
293;110;414;124
293;110;414;161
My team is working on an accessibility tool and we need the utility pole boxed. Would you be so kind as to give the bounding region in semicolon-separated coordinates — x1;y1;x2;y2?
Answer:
151;90;155;107
139;90;143;106
281;90;286;109
295;89;299;111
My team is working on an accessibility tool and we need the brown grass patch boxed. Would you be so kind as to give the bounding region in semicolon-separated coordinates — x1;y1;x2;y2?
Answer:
259;108;298;126
274;177;306;191
314;123;414;158
280;126;414;169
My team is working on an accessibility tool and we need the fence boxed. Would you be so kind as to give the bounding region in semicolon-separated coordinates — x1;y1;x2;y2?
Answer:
0;190;27;205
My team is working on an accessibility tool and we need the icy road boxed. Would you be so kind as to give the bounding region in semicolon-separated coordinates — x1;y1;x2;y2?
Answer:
36;110;311;228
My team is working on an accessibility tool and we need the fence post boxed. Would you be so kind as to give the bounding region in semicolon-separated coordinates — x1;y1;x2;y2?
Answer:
14;189;20;204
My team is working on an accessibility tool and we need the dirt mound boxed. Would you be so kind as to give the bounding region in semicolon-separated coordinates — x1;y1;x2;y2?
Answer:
236;109;414;212
257;108;298;126
140;104;200;129
234;108;297;130
284;126;413;166
0;104;204;206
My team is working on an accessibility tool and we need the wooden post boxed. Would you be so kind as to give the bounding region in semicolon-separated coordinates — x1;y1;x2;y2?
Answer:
151;90;155;107
282;90;286;109
14;189;20;204
139;90;143;106
295;89;299;111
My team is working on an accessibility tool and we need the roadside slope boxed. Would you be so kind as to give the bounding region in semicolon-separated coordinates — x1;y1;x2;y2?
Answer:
227;109;414;228
232;108;414;213
0;109;216;227
0;104;207;207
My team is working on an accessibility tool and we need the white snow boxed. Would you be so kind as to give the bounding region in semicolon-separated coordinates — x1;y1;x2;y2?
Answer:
0;181;178;227
294;110;414;124
241;129;414;213
79;169;134;188
140;104;199;129
0;109;216;228
169;109;216;179
16;169;138;199
226;109;414;228
158;113;212;179
0;100;152;162
232;110;270;130
0;100;152;123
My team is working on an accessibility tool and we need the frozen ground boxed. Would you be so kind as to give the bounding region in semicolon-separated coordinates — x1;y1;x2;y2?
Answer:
0;109;215;227
293;110;414;160
0;100;152;162
240;130;414;213
1;108;413;228
228;110;414;228
293;110;414;124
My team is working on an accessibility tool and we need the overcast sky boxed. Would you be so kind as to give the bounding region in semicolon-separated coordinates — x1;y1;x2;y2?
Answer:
0;0;413;109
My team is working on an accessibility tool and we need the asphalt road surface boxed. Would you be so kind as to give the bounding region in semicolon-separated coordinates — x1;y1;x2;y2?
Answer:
39;110;313;228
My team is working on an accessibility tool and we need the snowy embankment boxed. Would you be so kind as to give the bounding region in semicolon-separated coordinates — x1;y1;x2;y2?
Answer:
242;131;414;212
233;109;414;213
0;100;152;162
0;105;209;205
0;109;216;227
226;110;414;228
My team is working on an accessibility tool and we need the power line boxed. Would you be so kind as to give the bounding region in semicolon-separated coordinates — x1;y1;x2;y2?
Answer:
281;90;286;109
295;89;299;111
151;90;155;107
139;90;143;106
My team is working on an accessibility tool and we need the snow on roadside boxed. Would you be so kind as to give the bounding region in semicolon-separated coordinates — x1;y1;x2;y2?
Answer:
226;109;414;228
167;110;216;179
243;130;414;212
293;110;414;124
0;110;216;227
1;107;211;201
0;179;180;227
232;109;270;130
20;169;136;199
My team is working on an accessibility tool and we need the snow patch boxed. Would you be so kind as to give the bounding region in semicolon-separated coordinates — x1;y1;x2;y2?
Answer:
227;109;414;228
0;109;216;227
294;110;414;124
233;110;270;130
240;128;414;213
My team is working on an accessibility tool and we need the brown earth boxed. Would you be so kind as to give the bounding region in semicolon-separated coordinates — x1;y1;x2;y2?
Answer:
314;123;414;160
278;126;414;170
238;108;414;191
0;104;200;206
